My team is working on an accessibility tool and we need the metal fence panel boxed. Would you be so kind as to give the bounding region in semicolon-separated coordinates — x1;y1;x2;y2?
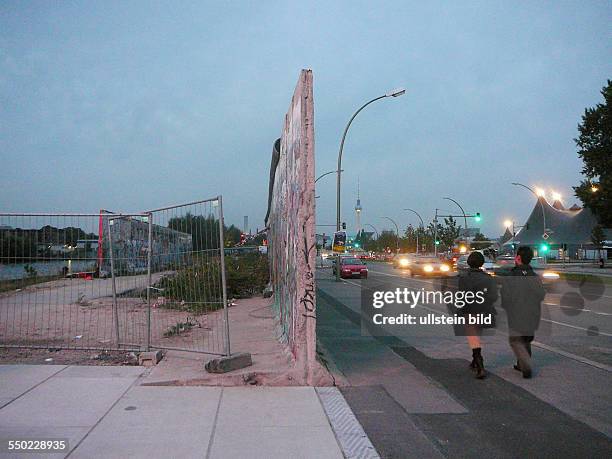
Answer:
147;197;229;355
0;212;149;351
0;196;230;356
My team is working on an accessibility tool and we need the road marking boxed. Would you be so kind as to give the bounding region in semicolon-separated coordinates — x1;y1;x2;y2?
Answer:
539;318;612;337
332;275;612;371
543;302;612;316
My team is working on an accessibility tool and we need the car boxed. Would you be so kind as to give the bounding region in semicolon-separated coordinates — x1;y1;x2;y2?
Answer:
332;256;368;279
399;255;452;277
484;253;560;287
456;253;500;276
393;253;414;269
444;252;463;269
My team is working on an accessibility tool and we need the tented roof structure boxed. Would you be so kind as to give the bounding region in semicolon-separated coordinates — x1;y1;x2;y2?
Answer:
509;197;599;246
499;227;514;245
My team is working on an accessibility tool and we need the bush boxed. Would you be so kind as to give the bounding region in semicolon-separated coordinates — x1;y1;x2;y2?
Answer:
225;253;269;298
153;253;269;313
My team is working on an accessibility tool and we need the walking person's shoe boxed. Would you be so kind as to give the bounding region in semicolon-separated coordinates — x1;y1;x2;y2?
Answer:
472;348;486;379
469;348;478;370
510;340;532;378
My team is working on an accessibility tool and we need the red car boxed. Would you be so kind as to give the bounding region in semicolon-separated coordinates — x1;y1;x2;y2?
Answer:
332;256;368;279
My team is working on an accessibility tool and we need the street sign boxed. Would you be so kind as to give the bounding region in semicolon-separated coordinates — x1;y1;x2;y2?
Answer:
332;231;346;253
542;232;550;240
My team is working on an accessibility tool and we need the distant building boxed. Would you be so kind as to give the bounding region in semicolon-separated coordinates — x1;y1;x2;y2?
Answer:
502;197;611;260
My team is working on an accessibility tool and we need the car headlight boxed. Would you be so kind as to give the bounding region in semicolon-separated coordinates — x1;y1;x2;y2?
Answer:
440;264;450;272
399;258;409;267
542;271;560;279
424;264;434;273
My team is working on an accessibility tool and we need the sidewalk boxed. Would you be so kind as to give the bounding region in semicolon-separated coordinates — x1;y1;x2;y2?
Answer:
0;364;377;459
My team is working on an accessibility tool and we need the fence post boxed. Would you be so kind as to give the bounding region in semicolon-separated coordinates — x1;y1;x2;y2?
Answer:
217;195;231;357
146;212;153;352
106;216;120;347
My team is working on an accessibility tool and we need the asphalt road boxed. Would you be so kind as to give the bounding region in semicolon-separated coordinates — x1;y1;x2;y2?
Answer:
317;260;612;458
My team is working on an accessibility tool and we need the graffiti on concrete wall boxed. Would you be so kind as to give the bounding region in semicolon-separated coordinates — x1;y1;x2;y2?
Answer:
266;70;316;379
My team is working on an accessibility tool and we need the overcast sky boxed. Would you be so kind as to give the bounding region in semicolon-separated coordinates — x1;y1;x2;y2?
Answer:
1;1;611;236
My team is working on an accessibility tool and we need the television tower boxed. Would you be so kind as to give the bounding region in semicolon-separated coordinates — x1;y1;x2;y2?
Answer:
355;178;362;236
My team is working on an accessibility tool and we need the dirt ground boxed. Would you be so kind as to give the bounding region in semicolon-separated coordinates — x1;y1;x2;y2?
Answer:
0;346;141;366
0;273;227;355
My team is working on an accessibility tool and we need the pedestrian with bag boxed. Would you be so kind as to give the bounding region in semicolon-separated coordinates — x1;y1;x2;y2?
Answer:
501;246;546;379
457;251;498;379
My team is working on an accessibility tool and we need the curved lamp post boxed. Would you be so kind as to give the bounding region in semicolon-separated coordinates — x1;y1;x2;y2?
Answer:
316;169;344;183
511;182;549;264
443;197;469;240
334;87;406;281
381;216;400;253
365;224;379;239
404;208;424;254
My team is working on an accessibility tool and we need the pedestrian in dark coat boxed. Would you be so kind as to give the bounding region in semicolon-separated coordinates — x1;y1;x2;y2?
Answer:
457;251;498;379
501;246;546;379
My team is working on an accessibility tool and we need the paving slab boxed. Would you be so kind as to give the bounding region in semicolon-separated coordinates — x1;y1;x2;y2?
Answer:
216;387;329;427
317;290;466;414
208;425;343;459
0;376;138;428
55;365;144;379
71;387;221;459
0;365;66;404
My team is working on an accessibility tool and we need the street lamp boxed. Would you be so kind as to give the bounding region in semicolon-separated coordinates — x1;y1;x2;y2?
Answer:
365;224;379;239
404;208;424;254
316;169;344;183
334;87;406;281
443;197;469;248
380;216;400;253
511;182;549;264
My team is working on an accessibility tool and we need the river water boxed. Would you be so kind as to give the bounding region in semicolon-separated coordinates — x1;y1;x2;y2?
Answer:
0;260;96;281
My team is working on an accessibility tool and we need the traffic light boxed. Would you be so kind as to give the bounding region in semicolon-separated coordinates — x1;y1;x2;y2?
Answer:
435;240;440;246
474;212;481;222
354;242;360;248
342;222;346;230
539;243;549;253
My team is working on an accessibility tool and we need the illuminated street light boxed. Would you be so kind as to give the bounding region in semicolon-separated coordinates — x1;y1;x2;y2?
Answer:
504;220;513;229
551;191;562;201
335;88;406;281
591;185;599;193
535;187;546;197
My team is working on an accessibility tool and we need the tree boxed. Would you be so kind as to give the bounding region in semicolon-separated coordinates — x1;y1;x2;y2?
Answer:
168;212;240;251
440;217;461;250
416;226;431;253
224;225;242;247
591;224;606;259
401;225;417;252
378;230;398;253
357;230;376;251
574;80;612;226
